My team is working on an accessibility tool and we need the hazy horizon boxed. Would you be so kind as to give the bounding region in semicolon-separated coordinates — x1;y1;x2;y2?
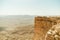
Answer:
0;15;34;28
0;0;60;16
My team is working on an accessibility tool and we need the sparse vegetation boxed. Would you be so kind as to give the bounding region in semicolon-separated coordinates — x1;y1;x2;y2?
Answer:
0;27;5;31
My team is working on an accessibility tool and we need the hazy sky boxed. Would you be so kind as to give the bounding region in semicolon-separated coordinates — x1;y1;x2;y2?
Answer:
0;0;60;16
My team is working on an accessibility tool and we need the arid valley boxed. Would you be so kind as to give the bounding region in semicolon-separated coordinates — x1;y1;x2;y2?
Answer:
0;15;34;40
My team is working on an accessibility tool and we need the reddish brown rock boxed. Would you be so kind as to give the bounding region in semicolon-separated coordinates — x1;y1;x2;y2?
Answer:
33;16;60;40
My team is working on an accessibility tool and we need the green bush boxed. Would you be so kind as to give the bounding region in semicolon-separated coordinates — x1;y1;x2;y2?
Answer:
0;27;5;31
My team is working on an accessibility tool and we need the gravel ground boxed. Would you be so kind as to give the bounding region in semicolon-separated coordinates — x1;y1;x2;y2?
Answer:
0;25;34;40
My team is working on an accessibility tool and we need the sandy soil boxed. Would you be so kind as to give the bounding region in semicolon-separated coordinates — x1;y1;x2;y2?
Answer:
0;25;34;40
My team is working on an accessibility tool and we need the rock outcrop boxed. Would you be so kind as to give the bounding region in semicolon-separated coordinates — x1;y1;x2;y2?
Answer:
33;16;60;40
45;23;60;40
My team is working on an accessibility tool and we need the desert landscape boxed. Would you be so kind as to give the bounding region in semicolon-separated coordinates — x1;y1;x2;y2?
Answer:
0;25;34;40
0;15;34;40
0;16;60;40
0;0;59;40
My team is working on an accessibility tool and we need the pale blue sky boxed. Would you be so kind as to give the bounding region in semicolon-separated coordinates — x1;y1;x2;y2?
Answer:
0;0;60;16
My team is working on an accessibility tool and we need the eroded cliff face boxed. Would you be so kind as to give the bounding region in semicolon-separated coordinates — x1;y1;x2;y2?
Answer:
45;23;60;40
33;16;60;40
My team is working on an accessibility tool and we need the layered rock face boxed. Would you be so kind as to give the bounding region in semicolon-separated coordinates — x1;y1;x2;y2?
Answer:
33;16;60;40
45;23;60;40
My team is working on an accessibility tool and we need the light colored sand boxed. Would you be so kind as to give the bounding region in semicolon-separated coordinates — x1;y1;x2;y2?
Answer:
0;25;34;40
